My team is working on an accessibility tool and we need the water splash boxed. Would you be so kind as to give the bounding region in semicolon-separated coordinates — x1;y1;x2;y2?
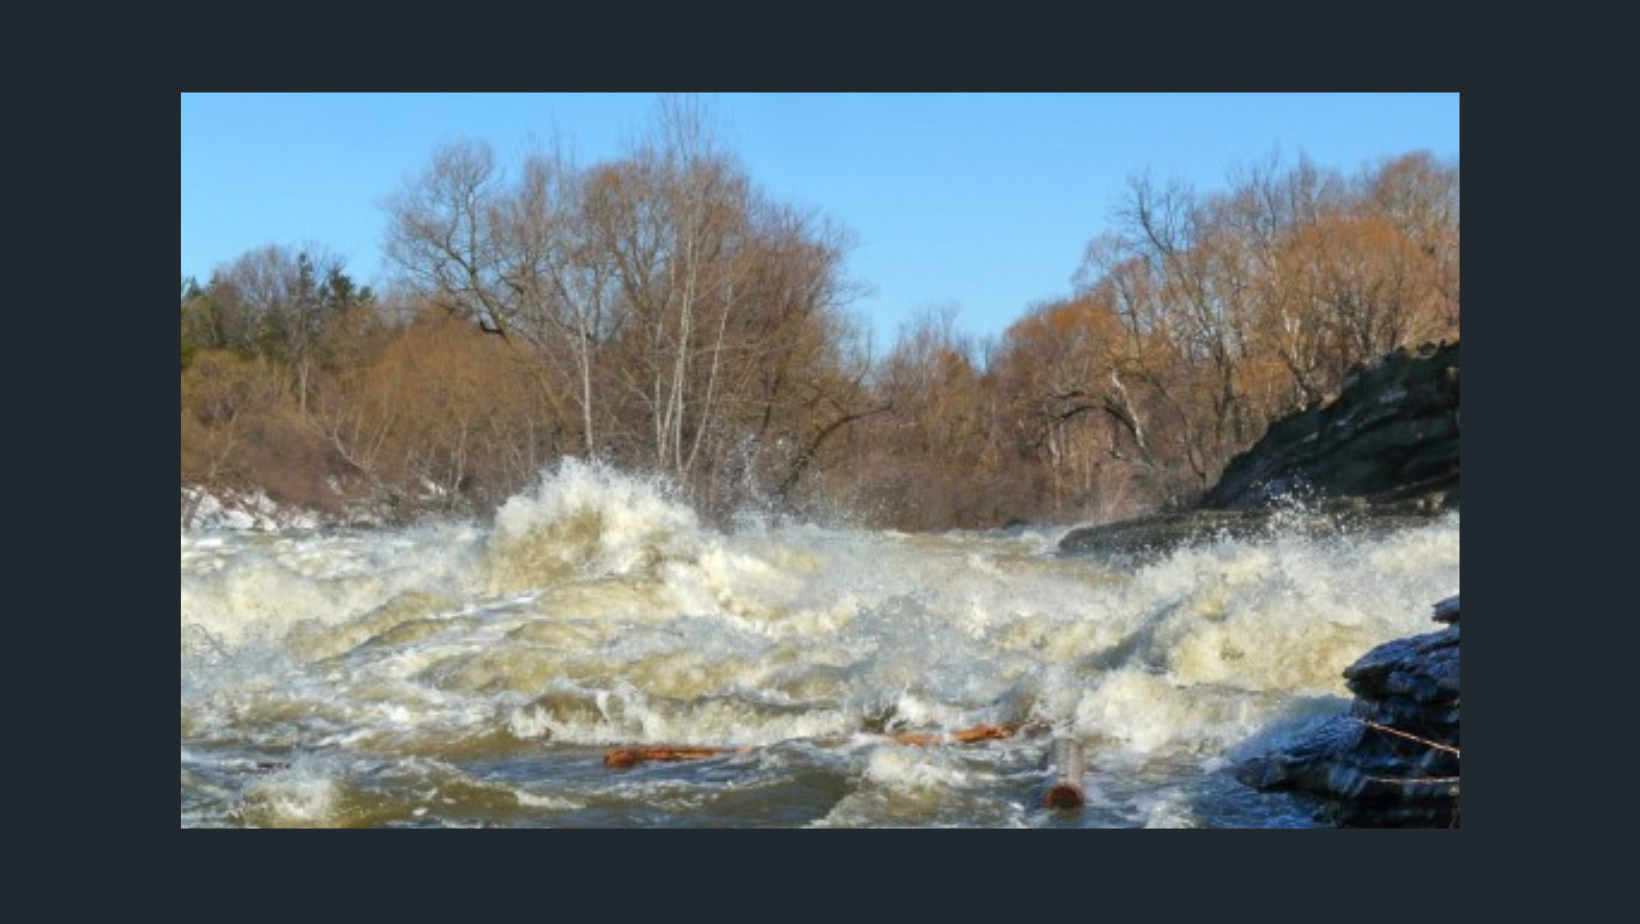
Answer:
183;465;1458;827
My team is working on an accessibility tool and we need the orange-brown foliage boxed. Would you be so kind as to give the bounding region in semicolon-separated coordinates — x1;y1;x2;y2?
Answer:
184;144;1457;531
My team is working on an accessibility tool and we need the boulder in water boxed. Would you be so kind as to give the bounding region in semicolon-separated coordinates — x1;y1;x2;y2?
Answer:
1057;495;1446;558
1237;596;1460;827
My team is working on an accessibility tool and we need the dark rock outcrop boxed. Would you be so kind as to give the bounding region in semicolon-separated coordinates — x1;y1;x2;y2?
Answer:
1060;342;1458;558
1057;495;1448;558
1055;510;1264;558
1208;341;1460;512
1237;597;1460;827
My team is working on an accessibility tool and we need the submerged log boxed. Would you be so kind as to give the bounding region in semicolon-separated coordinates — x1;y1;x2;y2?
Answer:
952;723;1019;744
893;724;1022;748
604;724;1030;771
602;747;749;770
1043;739;1087;810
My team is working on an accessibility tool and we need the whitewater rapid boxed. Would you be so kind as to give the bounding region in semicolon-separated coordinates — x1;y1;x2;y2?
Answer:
181;463;1459;828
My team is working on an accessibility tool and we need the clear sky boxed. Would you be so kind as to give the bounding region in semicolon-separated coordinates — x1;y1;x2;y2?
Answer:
181;93;1459;343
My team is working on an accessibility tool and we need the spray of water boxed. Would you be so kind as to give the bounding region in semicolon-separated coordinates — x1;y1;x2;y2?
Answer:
182;462;1458;827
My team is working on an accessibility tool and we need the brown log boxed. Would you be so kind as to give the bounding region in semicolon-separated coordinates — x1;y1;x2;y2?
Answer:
602;747;748;770
951;723;1020;744
1043;739;1087;810
605;723;1028;771
894;723;1022;747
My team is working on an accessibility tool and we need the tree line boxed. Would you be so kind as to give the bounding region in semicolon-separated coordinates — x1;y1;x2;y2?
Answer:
182;104;1457;529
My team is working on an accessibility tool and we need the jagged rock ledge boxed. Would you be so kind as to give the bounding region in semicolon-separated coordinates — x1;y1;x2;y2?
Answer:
1057;491;1452;558
1209;341;1460;512
1237;596;1460;827
1060;342;1458;558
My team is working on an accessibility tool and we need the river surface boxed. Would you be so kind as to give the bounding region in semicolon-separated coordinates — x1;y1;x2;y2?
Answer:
181;464;1459;828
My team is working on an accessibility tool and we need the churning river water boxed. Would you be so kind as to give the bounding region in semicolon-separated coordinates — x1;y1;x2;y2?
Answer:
181;464;1459;828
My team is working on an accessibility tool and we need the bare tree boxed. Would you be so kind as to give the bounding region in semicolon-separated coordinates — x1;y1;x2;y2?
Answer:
507;148;618;458
385;142;516;336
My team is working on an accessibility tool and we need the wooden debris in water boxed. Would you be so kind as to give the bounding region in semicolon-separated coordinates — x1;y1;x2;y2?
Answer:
603;723;1032;772
602;747;751;769
893;723;1021;747
1043;738;1087;810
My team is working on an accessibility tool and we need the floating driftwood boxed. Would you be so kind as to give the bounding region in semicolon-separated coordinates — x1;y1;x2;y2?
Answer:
603;724;1029;771
894;723;1021;747
602;747;751;769
1043;738;1087;810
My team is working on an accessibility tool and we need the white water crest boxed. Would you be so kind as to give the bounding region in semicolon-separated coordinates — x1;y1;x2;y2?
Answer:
181;462;1458;828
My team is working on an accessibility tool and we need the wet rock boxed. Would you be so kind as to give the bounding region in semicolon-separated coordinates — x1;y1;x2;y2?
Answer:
1058;496;1444;558
1237;597;1460;828
1057;510;1264;558
1207;341;1460;512
1344;625;1460;709
1060;342;1458;559
1434;596;1460;625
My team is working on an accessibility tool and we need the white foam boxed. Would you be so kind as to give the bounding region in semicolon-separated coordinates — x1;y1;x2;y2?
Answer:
185;466;1459;793
180;524;483;648
487;461;702;591
513;791;585;812
863;747;974;791
241;766;338;828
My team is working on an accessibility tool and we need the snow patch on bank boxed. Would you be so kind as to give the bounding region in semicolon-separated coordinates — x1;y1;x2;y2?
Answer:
182;486;322;532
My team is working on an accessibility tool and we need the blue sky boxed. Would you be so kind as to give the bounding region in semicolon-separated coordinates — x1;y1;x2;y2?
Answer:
181;93;1459;343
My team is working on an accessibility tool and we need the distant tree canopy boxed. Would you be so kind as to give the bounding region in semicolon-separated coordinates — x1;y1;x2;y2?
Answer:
182;102;1456;529
829;152;1458;526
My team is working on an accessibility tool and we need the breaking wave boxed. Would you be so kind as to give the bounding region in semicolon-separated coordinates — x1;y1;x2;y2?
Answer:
182;462;1458;827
